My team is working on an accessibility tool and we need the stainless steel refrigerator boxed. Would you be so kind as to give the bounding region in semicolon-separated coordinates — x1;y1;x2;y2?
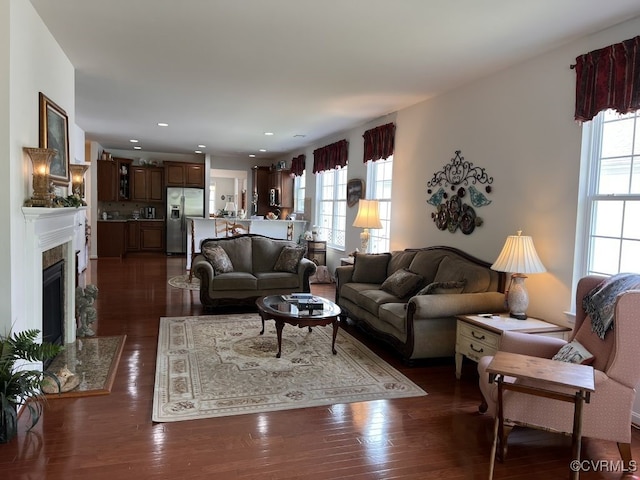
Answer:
166;187;205;254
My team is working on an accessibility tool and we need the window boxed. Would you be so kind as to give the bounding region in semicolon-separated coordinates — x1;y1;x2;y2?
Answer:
294;170;306;213
581;109;640;276
367;156;393;253
316;167;347;249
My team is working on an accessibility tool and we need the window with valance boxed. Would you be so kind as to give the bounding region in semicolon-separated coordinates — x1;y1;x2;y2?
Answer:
574;35;640;123
363;122;395;163
313;139;349;174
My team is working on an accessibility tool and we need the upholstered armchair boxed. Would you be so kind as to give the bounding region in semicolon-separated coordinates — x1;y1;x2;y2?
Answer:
477;274;640;467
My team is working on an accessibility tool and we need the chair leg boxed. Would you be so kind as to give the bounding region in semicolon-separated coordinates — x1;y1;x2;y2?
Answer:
617;442;633;471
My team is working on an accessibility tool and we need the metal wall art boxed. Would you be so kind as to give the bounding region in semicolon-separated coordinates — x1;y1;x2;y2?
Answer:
426;150;493;235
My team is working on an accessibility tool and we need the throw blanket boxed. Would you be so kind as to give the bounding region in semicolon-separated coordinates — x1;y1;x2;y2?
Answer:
582;273;640;339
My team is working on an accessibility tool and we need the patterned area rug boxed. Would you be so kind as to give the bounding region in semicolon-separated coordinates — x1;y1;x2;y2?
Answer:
152;314;426;422
168;274;200;290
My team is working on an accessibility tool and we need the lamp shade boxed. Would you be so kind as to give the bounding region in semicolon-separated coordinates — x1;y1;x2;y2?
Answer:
352;199;382;229
224;201;236;212
491;230;546;274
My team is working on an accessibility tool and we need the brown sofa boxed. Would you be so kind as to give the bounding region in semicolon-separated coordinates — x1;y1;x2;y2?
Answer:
335;246;506;363
192;234;317;310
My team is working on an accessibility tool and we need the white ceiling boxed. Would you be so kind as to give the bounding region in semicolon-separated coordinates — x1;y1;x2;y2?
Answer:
29;0;640;159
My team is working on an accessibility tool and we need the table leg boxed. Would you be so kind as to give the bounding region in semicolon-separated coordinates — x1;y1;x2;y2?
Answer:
275;320;284;358
331;319;338;355
571;391;586;480
488;413;500;480
455;351;463;379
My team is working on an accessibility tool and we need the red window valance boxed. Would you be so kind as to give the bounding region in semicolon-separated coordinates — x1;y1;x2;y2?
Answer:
291;154;306;177
313;139;349;174
574;35;640;123
363;122;395;162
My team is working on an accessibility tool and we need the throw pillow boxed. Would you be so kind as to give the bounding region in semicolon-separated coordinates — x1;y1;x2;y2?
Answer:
552;340;595;365
416;280;466;295
352;253;391;284
202;245;234;274
274;245;305;273
380;268;424;298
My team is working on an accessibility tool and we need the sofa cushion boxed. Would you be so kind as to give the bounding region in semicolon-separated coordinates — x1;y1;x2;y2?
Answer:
433;255;491;293
218;236;253;273
252;236;297;272
273;245;305;273
357;289;402;316
202;245;234;274
387;250;417;276
416;280;466;295
380;268;424;298
407;250;450;284
211;272;257;291
552;340;595;365
255;272;300;289
352;253;391;283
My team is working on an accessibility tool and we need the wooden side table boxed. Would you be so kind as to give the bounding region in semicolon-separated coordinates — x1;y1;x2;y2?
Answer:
455;314;570;379
305;240;327;266
486;351;595;480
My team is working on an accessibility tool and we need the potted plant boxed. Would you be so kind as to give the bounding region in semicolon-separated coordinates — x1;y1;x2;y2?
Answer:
0;329;63;443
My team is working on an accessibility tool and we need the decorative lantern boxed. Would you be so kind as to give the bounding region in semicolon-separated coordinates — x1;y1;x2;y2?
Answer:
24;147;57;207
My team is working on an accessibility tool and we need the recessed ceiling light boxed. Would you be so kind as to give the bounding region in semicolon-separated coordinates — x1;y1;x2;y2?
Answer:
157;122;169;127
249;154;256;158
129;139;139;143
259;149;267;152
294;134;306;138
197;144;206;148
195;150;202;154
134;146;142;150
264;132;274;136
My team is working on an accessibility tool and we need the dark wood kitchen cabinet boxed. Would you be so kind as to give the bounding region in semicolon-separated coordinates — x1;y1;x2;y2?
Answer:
97;158;132;202
164;161;204;188
252;166;294;216
125;221;165;253
97;221;126;258
132;166;164;202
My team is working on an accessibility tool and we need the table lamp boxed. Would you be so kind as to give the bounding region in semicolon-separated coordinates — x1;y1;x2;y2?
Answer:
224;201;236;216
352;199;382;253
491;230;546;319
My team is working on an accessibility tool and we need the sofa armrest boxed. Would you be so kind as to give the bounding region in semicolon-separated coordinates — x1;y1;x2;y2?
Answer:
499;330;567;358
192;254;214;280
334;265;354;303
297;258;317;293
408;291;507;319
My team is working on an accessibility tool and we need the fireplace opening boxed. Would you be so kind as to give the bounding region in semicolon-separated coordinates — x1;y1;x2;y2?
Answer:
43;259;64;368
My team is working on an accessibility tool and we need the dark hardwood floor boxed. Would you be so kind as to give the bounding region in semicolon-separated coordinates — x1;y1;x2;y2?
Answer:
2;254;639;479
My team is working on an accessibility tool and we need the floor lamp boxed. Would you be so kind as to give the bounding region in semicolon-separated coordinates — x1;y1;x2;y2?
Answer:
491;230;546;319
353;199;382;253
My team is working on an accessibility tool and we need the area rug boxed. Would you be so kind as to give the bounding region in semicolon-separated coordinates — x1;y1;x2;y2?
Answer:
45;335;126;398
168;274;199;290
152;314;426;422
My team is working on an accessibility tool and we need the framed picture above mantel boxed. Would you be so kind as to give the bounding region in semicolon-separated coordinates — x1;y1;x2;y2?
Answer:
39;92;70;185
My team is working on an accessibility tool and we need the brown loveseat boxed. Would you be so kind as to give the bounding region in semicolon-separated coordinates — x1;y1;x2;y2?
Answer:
335;246;506;363
192;234;317;310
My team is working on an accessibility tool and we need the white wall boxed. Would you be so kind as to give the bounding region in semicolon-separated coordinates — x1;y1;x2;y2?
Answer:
2;0;75;336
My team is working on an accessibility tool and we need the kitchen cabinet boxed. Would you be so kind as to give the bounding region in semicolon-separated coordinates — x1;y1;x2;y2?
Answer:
97;221;126;258
132;166;164;202
98;158;132;202
252;166;270;216
164;161;205;188
125;220;165;253
269;169;293;209
252;166;294;216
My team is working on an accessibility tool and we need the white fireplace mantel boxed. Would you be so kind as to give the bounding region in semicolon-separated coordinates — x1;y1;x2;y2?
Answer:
23;206;87;344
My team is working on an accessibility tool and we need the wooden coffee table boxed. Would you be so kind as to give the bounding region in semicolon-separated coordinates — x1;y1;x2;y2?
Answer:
256;295;342;358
